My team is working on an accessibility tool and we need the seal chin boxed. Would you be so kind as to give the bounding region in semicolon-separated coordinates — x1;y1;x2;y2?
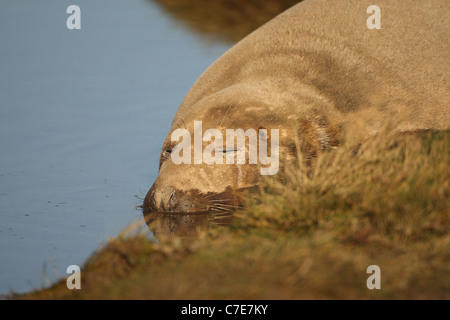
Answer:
143;184;243;214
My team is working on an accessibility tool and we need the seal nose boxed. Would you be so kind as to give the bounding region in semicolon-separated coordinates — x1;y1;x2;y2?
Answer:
144;185;177;212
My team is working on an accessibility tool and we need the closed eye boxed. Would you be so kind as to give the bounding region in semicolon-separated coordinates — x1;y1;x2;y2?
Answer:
216;148;237;154
159;148;173;169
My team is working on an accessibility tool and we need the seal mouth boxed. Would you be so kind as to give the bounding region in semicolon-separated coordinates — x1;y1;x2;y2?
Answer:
143;185;245;215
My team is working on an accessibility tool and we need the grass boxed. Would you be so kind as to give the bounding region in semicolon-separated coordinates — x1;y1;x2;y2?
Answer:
19;129;449;299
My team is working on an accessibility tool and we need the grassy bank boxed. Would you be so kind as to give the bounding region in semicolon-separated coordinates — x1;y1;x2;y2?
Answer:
22;129;449;299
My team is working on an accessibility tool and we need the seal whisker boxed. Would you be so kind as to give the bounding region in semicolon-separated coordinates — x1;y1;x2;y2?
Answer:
204;194;221;199
223;117;239;130
210;204;232;210
208;199;233;203
219;105;233;127
210;203;242;209
210;206;233;212
211;212;233;218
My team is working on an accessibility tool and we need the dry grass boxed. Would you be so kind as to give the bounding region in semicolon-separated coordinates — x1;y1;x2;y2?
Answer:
237;129;449;243
20;129;449;300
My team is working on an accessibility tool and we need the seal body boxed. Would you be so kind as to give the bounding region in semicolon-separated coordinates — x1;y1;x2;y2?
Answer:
144;0;450;213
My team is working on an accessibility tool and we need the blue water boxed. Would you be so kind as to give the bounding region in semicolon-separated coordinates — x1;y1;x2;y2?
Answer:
0;0;230;294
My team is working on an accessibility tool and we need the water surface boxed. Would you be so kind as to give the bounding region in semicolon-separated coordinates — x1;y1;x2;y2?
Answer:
0;0;230;294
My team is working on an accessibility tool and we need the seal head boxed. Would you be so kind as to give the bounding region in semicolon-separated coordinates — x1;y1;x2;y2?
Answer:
144;0;449;213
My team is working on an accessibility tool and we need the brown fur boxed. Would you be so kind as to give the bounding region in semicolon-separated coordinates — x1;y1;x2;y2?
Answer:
144;0;449;213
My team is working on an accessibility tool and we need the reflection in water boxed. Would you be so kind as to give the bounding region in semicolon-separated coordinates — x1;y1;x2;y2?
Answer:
150;0;302;42
0;0;236;294
144;211;233;238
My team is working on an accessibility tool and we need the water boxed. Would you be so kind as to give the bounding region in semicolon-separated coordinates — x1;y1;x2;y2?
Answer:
0;0;230;294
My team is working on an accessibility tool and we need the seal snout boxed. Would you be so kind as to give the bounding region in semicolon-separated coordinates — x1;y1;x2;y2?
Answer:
144;181;242;213
144;184;200;213
144;185;176;212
